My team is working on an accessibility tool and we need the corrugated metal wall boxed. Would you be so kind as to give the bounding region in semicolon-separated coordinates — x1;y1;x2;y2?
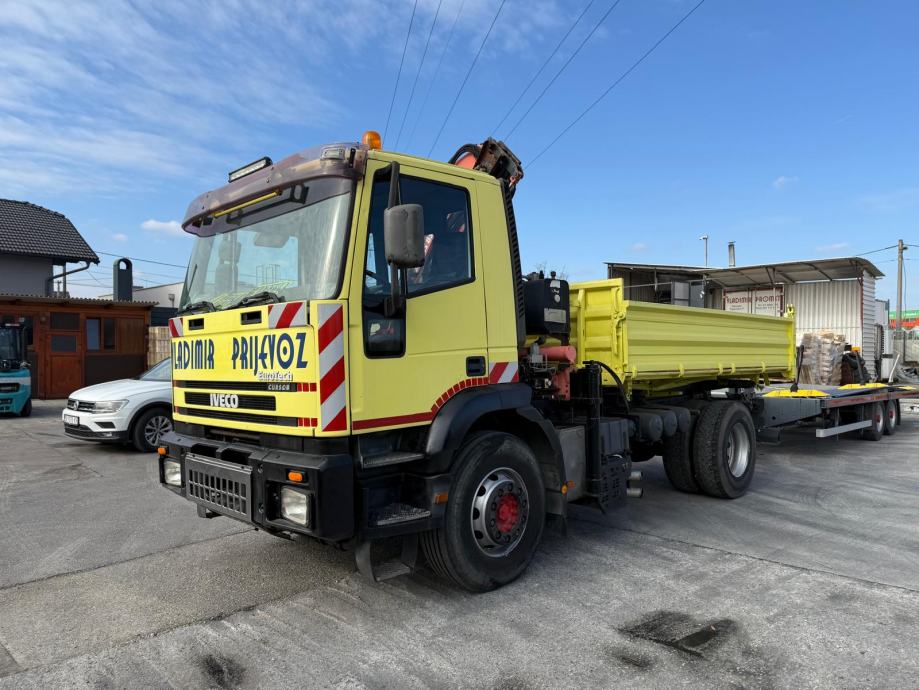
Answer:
861;273;876;376
785;275;876;377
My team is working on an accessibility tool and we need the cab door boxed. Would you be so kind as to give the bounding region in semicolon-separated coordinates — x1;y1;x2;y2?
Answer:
348;160;487;432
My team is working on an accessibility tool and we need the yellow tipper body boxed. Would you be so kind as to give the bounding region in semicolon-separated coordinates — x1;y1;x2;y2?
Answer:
569;279;796;392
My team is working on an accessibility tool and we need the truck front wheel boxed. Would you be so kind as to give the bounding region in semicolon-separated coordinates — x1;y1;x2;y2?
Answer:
421;431;545;592
692;401;756;498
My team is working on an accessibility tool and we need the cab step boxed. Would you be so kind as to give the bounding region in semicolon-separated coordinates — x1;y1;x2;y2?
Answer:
361;451;425;468
371;502;431;527
355;534;418;583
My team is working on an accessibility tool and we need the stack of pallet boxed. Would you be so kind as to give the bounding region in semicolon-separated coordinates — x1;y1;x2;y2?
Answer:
799;332;846;385
148;326;171;366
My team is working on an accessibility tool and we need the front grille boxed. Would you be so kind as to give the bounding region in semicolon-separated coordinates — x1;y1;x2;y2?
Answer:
67;399;95;412
178;380;296;392
0;383;19;393
184;453;252;519
179;406;297;426
0;397;11;406
184;392;277;411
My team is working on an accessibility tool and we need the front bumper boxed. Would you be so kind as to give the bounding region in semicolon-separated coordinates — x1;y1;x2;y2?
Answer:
0;383;30;414
159;431;355;541
62;407;129;442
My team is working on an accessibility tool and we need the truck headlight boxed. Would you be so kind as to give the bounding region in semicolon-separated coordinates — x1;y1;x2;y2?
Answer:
281;487;310;526
94;400;127;414
163;460;182;486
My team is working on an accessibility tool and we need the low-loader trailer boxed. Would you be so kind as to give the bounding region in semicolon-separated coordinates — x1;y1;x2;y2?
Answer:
159;134;918;590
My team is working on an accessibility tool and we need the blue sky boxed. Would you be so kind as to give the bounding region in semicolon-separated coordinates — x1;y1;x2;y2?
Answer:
1;0;916;304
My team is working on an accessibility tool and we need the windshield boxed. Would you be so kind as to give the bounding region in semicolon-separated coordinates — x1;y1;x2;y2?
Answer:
0;329;21;362
181;189;351;311
139;358;172;381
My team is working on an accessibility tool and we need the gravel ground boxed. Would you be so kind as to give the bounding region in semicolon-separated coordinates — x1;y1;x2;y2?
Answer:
1;400;918;688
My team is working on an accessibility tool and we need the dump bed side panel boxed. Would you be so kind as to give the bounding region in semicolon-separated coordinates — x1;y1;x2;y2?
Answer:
569;279;795;389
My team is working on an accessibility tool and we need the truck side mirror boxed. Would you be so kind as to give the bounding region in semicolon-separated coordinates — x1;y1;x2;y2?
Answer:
383;203;424;317
383;204;425;268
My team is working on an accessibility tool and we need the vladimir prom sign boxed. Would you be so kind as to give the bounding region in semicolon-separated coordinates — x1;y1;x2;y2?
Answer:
723;286;785;317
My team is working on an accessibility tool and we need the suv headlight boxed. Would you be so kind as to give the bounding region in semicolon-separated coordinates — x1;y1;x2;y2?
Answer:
281;487;310;526
93;400;127;414
163;460;182;486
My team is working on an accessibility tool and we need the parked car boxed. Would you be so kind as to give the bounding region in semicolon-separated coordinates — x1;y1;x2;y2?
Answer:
63;357;173;452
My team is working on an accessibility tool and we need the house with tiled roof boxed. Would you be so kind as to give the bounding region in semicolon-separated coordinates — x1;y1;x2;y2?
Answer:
0;200;154;399
0;199;99;296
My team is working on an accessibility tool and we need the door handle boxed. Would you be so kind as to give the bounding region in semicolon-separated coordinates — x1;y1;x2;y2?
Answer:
466;356;486;377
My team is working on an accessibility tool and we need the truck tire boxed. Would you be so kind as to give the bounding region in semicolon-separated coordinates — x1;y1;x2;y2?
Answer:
883;400;899;435
420;431;545;592
131;406;173;452
692;401;756;499
19;399;32;417
861;402;884;441
661;426;699;494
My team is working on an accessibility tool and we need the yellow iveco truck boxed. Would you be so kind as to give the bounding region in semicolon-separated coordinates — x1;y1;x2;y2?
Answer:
159;132;800;591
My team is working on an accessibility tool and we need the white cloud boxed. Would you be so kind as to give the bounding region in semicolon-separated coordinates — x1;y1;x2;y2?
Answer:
631;242;648;252
112;232;128;242
772;175;798;190
817;242;850;254
141;219;183;236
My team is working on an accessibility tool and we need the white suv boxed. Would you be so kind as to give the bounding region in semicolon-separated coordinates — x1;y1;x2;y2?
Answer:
63;358;173;452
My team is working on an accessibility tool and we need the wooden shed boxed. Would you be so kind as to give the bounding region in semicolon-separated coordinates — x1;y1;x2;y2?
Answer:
0;296;154;399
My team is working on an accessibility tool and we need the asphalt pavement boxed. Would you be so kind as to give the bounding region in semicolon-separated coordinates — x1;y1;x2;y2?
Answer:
1;399;918;688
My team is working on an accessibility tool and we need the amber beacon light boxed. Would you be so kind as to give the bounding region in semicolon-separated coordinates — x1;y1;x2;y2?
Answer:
362;130;382;150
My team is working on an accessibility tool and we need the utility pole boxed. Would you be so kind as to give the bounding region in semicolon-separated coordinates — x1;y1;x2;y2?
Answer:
896;238;907;357
699;235;709;267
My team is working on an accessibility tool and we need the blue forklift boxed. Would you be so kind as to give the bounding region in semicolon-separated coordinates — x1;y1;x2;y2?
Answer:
0;322;32;417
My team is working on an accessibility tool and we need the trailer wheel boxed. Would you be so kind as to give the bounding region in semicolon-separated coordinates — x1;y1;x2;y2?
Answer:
861;402;885;441
883;400;899;435
692;401;756;498
420;431;545;592
661;426;699;494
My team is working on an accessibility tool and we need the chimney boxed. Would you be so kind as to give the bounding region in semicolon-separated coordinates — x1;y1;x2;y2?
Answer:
728;241;736;268
113;258;133;301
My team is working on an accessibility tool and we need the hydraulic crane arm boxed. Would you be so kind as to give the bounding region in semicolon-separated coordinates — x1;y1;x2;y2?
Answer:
448;138;524;195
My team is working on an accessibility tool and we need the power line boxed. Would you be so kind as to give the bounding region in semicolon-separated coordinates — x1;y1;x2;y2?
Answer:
529;0;708;166
395;0;445;150
857;245;899;257
95;250;187;269
383;0;420;142
428;0;507;157
407;0;466;150
491;0;595;138
504;0;624;141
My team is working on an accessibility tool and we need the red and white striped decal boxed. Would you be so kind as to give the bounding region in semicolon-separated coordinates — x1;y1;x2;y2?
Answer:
317;304;347;432
168;317;183;338
489;361;519;384
268;301;307;329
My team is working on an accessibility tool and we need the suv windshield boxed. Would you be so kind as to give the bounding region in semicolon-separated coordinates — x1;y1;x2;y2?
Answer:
139;358;171;381
181;187;351;311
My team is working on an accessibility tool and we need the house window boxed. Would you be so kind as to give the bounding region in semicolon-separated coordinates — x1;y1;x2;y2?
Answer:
103;318;116;349
51;335;77;352
86;318;101;351
50;312;79;330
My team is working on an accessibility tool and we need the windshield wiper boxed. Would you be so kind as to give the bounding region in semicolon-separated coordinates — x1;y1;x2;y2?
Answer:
178;300;216;315
229;291;283;310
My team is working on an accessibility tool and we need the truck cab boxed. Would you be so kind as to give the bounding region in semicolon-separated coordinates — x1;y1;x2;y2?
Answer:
0;323;32;417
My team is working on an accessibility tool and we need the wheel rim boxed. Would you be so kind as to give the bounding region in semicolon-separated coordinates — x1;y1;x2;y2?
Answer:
144;415;172;447
725;422;751;477
470;467;529;558
875;406;884;433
